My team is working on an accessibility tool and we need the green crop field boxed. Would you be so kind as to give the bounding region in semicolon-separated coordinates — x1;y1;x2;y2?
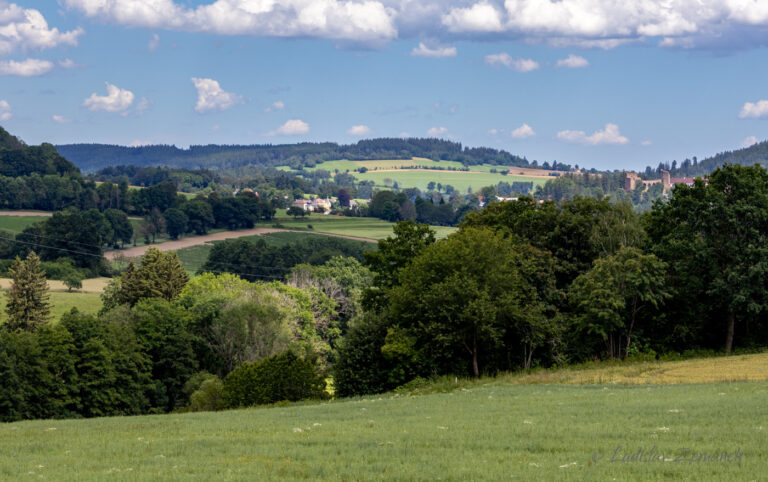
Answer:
0;215;45;234
2;353;766;480
353;169;547;193
278;158;551;193
0;290;102;321
270;212;456;240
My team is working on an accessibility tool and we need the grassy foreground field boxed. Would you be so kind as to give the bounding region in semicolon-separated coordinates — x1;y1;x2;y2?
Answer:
2;354;767;480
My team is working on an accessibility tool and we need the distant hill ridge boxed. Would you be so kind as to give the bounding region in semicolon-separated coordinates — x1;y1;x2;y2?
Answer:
643;139;768;179
55;138;538;172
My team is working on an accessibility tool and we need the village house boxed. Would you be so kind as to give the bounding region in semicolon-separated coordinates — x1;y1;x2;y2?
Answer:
291;197;334;213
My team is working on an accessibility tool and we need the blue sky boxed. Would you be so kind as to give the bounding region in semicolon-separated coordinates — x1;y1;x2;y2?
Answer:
1;1;768;170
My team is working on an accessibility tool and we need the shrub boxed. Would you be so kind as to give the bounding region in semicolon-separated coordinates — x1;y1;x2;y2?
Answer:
222;351;327;408
189;378;225;412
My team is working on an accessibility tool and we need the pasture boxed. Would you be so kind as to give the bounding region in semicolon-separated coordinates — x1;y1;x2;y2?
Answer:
1;352;766;480
1;277;106;323
0;215;44;234
353;169;547;193
0;285;103;321
271;212;455;240
279;157;557;193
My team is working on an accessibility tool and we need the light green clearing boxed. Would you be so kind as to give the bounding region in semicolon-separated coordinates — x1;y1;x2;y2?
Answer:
353;170;546;193
0;216;44;234
271;213;455;240
0;290;102;322
279;158;548;193
1;380;764;480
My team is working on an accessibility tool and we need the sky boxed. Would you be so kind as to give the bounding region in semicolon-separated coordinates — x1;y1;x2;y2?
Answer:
1;1;768;171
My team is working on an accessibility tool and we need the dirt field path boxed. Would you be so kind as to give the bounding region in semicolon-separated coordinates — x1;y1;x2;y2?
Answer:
104;228;377;260
0;211;54;217
0;210;141;220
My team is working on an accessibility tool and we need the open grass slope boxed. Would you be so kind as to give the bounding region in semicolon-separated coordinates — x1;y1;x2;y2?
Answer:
353;169;547;193
498;352;768;385
1;353;767;480
272;212;455;240
280;157;556;193
0;215;45;234
0;277;106;321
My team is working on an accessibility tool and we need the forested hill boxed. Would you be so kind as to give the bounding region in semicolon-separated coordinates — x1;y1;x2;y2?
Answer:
0;126;80;177
643;139;768;178
55;138;535;172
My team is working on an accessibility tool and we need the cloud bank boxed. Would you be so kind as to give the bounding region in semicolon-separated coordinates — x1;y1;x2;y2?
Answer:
61;0;768;50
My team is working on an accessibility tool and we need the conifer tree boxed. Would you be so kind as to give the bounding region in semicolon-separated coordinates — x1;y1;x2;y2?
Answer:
3;251;51;332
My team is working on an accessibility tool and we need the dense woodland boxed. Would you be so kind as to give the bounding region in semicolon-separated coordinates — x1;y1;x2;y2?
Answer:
57;138;548;172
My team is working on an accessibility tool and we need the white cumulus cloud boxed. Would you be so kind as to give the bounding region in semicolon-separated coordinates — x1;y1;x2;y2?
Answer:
741;135;759;148
271;119;309;136
411;42;457;58
557;123;629;145
641;140;653;146
191;77;243;113
347;124;371;136
555;54;589;68
53;0;768;51
0;3;84;56
0;100;11;121
484;53;539;72
64;0;396;45
511;123;535;138
52;114;72;124
0;58;53;76
83;82;135;112
427;126;448;136
739;100;768;119
442;1;503;32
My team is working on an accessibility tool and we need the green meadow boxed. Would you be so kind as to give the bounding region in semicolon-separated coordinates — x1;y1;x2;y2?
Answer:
270;211;455;239
353;169;547;193
279;157;551;193
0;290;102;321
0;215;45;234
1;378;764;480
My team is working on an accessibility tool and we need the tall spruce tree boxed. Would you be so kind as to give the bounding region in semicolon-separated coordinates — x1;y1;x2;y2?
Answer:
3;251;51;332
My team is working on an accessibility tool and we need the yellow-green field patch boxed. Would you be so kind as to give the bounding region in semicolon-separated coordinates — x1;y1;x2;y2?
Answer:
353;169;546;193
0;289;102;321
